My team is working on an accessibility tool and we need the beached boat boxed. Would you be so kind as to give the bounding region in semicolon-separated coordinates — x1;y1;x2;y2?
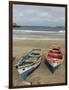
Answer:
43;46;64;73
15;49;41;78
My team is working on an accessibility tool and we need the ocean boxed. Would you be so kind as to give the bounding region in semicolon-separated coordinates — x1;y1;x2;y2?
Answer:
13;26;65;40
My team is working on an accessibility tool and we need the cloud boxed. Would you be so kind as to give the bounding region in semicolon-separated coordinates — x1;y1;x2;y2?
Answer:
13;4;65;26
39;12;49;17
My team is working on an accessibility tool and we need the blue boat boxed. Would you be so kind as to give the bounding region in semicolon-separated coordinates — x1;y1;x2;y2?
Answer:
15;49;41;78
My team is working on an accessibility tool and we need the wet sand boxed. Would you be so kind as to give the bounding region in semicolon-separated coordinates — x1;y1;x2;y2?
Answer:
13;39;65;86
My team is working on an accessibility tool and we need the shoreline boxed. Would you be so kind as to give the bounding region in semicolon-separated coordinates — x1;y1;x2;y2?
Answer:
13;37;65;41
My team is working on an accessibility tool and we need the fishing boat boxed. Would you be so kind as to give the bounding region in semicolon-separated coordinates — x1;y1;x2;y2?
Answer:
43;46;64;73
15;49;41;78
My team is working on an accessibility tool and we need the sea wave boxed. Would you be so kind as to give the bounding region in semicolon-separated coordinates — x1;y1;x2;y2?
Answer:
13;29;65;34
59;30;65;33
13;37;65;41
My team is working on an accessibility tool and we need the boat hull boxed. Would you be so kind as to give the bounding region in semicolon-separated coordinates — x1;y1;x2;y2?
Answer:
45;59;63;73
17;61;41;78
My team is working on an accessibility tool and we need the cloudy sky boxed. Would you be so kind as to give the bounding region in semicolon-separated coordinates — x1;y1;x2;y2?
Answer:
13;4;65;26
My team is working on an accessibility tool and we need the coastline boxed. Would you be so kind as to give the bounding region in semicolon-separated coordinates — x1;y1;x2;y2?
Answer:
13;37;65;41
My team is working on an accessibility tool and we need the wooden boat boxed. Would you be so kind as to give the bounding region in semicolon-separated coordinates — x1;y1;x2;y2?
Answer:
43;46;64;73
15;49;41;78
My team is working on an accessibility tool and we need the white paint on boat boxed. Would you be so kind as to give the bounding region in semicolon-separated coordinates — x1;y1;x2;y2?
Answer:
17;59;41;75
47;60;63;68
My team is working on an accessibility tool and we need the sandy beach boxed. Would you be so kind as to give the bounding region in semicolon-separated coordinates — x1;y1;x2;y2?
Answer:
13;39;65;86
